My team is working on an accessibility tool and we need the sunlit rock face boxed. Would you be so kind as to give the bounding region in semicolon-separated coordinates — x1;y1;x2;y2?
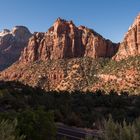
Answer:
20;18;118;63
114;14;140;60
0;26;32;70
0;18;118;91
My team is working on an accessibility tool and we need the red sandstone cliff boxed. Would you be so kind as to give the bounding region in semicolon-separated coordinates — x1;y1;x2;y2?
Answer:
20;18;118;63
114;14;140;60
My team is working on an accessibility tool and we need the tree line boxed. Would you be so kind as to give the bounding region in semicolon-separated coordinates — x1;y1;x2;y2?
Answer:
0;81;139;140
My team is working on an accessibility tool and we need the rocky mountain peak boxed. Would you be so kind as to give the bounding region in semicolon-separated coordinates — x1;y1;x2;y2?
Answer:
52;18;76;35
114;13;140;60
0;29;10;36
0;26;32;70
12;26;31;37
54;17;74;25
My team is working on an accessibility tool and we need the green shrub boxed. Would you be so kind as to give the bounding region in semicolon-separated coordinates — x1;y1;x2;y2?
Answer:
95;116;140;140
17;108;56;140
0;119;25;140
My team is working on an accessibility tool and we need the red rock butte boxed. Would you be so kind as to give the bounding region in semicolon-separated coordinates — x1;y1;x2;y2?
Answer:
19;18;118;63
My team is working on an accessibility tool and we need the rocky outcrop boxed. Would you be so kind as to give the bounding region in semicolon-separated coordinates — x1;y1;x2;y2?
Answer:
20;18;118;63
0;58;103;92
114;14;140;60
0;26;32;70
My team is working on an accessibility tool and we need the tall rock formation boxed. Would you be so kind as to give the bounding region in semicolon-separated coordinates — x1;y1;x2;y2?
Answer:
0;26;32;70
20;18;118;63
0;18;119;92
114;14;140;60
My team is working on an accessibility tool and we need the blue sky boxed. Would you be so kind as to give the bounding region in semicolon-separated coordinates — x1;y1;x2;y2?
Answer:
0;0;140;42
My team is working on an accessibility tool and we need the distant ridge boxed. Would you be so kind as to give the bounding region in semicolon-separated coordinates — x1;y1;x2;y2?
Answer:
0;26;32;70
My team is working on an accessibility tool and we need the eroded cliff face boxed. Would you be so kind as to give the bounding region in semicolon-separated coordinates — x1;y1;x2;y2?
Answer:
114;14;140;60
0;26;32;70
20;18;118;63
0;18;120;93
0;17;140;94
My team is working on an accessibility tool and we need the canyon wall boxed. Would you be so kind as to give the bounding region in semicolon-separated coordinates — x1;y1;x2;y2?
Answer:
114;14;140;60
20;18;118;63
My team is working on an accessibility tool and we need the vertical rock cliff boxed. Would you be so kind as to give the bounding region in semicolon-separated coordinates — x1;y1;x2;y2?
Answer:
114;14;140;60
20;18;118;63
